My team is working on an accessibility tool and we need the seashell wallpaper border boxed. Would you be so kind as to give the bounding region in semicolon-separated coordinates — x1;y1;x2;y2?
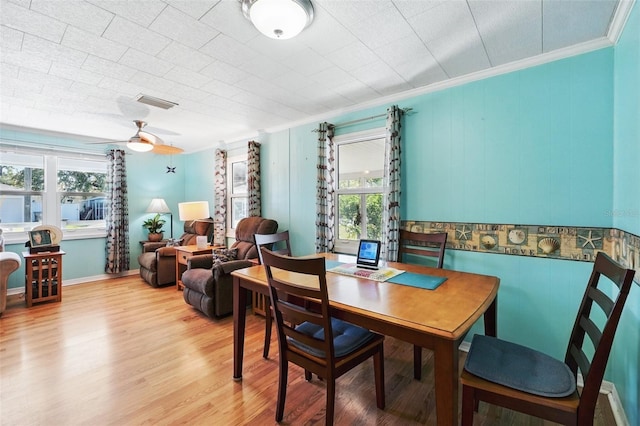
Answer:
402;221;640;285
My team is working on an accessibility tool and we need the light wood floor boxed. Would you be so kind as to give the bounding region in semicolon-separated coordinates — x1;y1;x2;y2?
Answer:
1;276;616;425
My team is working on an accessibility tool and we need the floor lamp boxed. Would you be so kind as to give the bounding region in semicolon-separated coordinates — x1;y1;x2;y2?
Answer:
178;201;214;247
146;198;173;243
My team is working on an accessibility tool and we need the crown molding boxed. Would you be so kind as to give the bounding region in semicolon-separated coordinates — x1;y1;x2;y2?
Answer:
608;0;636;44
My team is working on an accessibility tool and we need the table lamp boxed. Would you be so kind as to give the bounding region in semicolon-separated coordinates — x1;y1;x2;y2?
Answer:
178;201;213;247
146;198;173;241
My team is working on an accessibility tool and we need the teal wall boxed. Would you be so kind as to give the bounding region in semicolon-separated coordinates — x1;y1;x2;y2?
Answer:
612;3;640;424
405;51;614;227
255;41;638;423
2;5;638;421
183;146;215;209
127;151;187;267
614;3;640;236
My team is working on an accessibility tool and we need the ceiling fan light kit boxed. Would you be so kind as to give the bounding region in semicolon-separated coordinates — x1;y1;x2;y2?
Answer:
242;0;314;40
89;120;184;155
127;139;154;152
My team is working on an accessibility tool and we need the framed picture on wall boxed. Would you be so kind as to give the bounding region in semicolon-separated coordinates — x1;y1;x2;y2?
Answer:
29;229;53;247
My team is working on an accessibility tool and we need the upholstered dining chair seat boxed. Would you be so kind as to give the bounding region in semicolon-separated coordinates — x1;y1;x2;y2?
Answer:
464;335;576;397
291;318;378;358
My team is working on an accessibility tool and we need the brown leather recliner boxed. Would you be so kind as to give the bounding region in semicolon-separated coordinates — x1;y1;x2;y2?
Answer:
138;220;212;287
181;216;278;318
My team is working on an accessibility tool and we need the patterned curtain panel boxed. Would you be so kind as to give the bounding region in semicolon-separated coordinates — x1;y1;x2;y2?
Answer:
384;105;402;261
315;122;336;253
247;140;261;217
105;149;129;273
213;149;227;246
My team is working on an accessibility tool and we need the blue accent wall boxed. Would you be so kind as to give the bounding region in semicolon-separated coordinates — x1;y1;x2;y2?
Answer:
3;4;638;421
613;3;640;424
401;50;614;226
257;34;638;423
183;147;215;209
127;152;187;263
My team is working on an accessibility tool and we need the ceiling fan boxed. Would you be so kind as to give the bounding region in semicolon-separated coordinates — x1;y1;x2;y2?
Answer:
90;120;184;155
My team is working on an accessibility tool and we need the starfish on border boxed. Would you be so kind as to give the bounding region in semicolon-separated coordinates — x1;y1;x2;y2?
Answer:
457;224;472;240
578;230;602;249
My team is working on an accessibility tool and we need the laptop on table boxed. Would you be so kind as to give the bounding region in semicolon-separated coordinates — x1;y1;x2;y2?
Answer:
356;239;381;270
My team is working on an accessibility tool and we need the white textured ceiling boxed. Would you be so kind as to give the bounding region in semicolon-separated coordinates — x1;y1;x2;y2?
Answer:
0;0;627;153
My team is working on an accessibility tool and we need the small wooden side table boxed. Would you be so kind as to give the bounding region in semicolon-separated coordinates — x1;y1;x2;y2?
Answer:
174;245;224;291
22;250;65;307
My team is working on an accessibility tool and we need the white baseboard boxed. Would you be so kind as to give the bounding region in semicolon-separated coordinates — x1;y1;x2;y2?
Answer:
601;381;630;426
6;269;140;296
457;341;629;425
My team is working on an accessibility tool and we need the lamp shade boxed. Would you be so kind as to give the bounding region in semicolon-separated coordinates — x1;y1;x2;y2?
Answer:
245;0;314;40
178;201;210;221
146;198;171;213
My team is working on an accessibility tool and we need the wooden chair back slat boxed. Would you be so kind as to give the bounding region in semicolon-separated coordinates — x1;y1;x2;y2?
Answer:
255;231;292;265
398;230;447;268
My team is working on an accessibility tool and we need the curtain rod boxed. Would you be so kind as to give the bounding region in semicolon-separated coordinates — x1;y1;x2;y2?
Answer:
312;107;413;132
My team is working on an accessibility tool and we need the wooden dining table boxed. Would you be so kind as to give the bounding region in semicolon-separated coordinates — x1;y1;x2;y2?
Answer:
231;253;499;426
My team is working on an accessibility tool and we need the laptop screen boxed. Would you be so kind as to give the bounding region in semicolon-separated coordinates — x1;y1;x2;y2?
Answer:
357;239;381;269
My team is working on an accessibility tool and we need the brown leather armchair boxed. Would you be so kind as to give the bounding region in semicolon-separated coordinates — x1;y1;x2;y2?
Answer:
181;216;278;318
138;220;212;287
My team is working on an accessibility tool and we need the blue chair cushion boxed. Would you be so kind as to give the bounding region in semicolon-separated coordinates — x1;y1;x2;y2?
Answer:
290;318;377;358
464;334;577;397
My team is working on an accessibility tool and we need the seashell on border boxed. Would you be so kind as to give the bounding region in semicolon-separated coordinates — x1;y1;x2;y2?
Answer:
481;235;496;249
538;237;560;254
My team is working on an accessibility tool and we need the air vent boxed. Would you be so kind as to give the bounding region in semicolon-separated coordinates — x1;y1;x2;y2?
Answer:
135;94;178;110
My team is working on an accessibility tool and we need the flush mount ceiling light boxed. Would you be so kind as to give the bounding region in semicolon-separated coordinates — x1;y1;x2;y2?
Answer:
242;0;314;40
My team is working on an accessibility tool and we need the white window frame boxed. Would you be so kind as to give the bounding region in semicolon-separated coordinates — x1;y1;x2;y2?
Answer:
0;145;108;244
226;153;248;238
333;127;387;255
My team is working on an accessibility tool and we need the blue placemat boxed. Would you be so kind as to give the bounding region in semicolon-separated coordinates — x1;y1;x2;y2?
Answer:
325;259;446;290
387;272;447;290
325;260;344;270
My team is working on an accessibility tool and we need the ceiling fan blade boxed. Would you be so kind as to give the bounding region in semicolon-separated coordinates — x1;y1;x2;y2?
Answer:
152;144;184;155
85;140;128;145
139;131;164;145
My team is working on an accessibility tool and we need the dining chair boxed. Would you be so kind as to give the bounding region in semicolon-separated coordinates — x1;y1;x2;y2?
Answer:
460;251;635;425
255;231;292;358
261;248;385;426
255;231;292;265
398;229;448;380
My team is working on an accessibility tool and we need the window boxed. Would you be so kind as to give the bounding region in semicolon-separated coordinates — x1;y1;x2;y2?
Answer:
57;157;107;230
0;147;107;242
334;128;387;254
227;154;248;235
